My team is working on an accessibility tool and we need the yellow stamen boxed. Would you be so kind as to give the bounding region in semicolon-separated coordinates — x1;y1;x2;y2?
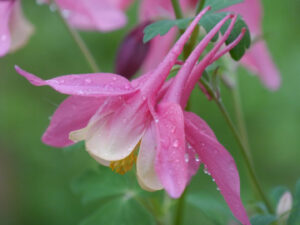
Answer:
110;143;139;175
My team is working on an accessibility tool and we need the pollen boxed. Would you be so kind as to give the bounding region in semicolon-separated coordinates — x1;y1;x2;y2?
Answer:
109;144;139;175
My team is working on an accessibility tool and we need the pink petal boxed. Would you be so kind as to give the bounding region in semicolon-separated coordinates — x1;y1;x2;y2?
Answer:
184;112;250;225
15;66;138;97
224;0;262;34
0;1;14;57
43;96;105;147
9;1;34;53
56;0;127;31
224;0;281;90
241;41;281;90
137;122;163;191
155;102;187;198
71;93;151;161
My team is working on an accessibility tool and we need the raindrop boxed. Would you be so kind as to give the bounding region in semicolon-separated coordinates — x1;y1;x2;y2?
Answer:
49;3;57;12
195;154;200;162
62;9;71;18
212;178;215;182
155;119;159;123
36;0;44;5
173;139;179;148
184;153;189;163
85;78;91;84
204;167;211;176
1;35;7;41
216;187;220;191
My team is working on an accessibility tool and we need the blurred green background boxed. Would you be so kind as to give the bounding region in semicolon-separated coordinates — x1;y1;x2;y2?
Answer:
0;0;299;225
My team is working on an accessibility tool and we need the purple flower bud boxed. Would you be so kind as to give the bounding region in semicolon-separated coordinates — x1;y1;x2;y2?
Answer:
115;21;151;79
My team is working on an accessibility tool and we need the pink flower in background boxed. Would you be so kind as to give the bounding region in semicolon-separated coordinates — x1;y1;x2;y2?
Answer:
39;0;132;31
225;0;281;90
0;0;34;57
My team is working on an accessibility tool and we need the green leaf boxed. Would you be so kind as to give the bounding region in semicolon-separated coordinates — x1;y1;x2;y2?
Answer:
187;193;233;224
288;179;300;225
71;167;138;204
143;12;250;61
204;0;244;12
143;19;189;43
80;198;155;225
250;214;277;225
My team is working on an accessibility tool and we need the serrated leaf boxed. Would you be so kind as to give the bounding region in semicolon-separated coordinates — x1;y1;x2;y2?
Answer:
187;193;233;224
288;179;300;225
80;198;155;225
250;214;277;225
71;167;138;204
204;0;244;12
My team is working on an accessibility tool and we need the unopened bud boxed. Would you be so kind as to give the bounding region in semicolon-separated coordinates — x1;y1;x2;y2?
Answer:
115;21;151;79
276;191;293;219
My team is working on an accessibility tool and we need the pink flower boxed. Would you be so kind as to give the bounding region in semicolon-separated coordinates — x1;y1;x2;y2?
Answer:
39;0;132;32
137;13;250;225
225;0;281;90
16;9;208;167
0;0;34;57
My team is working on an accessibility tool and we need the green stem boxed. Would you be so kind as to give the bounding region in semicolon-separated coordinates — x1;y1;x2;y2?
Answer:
231;74;253;164
56;6;100;73
174;189;187;225
171;0;184;19
200;79;274;214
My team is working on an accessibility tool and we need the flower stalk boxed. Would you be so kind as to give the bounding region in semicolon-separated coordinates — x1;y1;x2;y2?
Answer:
200;77;274;214
55;4;100;73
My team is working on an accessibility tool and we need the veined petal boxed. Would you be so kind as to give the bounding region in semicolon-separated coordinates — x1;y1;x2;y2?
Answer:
241;41;281;90
9;1;34;53
42;96;105;147
184;112;250;225
15;66;138;97
155;102;187;198
0;1;14;57
56;0;127;31
137;123;163;191
71;94;150;161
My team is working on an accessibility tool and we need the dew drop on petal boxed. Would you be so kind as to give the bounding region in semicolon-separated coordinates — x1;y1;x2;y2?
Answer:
173;139;179;148
184;153;189;163
216;187;220;191
195;154;200;162
85;78;91;84
155;119;159;123
49;3;57;12
62;9;71;18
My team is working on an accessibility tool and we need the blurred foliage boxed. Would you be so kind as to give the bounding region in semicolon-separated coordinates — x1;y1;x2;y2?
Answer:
0;0;300;225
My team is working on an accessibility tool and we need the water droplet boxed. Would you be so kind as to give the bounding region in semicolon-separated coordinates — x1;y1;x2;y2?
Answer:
1;35;7;41
212;178;215;182
85;78;91;84
195;154;200;162
184;153;189;163
173;140;179;148
112;77;117;81
62;9;71;18
36;0;44;5
78;90;84;95
216;187;220;191
155;119;159;123
49;3;57;12
204;167;211;176
187;143;192;149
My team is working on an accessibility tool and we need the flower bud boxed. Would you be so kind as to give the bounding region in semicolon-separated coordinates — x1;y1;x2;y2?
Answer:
115;21;151;79
276;191;293;219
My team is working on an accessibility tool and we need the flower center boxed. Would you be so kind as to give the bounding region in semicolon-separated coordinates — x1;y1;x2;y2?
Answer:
109;144;139;175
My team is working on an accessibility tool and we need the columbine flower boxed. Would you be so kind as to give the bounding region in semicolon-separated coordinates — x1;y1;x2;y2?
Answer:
137;13;250;225
0;0;34;57
38;0;132;31
16;9;209;173
225;0;281;90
